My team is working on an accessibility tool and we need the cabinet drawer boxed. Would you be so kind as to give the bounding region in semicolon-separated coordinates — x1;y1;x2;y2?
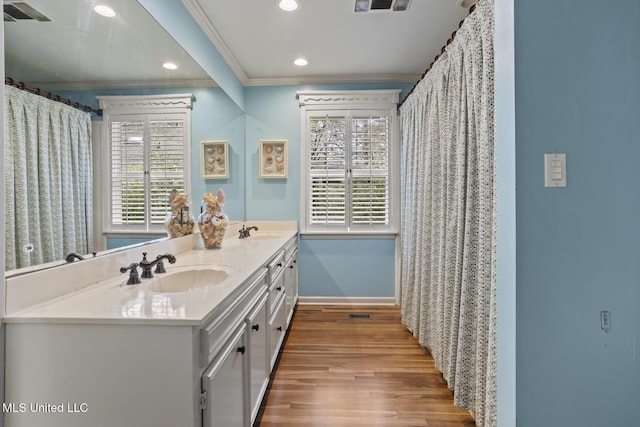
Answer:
201;268;267;368
268;267;285;316
267;250;285;285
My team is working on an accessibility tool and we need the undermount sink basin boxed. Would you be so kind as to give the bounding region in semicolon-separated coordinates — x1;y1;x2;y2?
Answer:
147;267;233;293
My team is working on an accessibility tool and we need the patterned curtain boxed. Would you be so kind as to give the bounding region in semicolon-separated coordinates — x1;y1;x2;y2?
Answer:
399;0;496;425
5;85;93;270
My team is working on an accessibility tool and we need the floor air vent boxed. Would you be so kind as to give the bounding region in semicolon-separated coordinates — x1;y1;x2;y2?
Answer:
348;313;371;319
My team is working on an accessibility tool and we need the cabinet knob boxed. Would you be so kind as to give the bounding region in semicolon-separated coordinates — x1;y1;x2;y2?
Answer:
289;265;294;269
277;326;283;332
276;286;282;291
252;324;260;331
277;263;283;267
237;346;246;354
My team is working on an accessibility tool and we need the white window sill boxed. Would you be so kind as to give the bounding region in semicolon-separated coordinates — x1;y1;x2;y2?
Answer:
300;231;398;240
103;231;167;239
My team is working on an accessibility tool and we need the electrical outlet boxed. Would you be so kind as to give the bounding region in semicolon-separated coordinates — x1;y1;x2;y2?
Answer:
600;311;611;332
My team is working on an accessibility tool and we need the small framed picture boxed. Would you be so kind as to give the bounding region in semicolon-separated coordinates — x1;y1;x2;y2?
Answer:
259;140;287;179
201;141;228;179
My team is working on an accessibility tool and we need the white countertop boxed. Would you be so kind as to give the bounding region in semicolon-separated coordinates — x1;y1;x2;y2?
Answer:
4;223;297;326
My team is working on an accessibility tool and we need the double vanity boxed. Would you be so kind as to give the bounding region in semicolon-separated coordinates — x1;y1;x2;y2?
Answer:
3;221;298;427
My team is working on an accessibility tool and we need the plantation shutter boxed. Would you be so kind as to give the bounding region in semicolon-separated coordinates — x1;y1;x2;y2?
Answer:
108;114;187;230
350;115;390;226
298;90;399;235
308;116;347;225
110;119;145;225
306;111;391;231
99;94;192;234
149;118;186;225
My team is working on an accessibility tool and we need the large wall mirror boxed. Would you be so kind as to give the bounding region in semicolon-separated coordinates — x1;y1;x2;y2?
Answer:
3;0;219;272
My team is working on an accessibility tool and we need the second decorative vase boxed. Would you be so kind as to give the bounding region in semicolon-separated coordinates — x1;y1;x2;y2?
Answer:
198;189;228;249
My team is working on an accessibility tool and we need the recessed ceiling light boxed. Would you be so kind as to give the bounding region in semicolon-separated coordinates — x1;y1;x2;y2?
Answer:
278;0;299;12
94;5;116;18
163;62;178;70
294;58;308;67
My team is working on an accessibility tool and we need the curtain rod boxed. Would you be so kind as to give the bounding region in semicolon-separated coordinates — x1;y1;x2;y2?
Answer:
5;77;103;116
398;3;477;109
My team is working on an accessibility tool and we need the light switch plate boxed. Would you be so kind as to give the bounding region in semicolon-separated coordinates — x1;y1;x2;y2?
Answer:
544;153;566;187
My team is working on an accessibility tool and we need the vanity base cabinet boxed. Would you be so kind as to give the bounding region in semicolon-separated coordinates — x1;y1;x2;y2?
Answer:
4;234;298;427
202;325;247;427
4;323;197;427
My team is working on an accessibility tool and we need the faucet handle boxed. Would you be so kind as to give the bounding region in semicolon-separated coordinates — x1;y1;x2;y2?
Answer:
120;263;141;285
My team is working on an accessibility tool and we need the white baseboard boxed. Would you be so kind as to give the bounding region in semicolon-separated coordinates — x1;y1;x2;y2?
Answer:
297;296;396;306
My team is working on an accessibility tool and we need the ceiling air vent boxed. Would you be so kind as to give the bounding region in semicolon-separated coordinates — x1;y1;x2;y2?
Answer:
4;2;51;22
354;0;411;13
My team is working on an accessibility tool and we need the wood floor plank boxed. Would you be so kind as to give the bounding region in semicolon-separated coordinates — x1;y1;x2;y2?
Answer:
256;305;476;427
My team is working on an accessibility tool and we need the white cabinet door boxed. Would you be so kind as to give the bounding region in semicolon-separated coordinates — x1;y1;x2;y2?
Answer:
202;326;247;427
246;294;269;424
268;296;286;371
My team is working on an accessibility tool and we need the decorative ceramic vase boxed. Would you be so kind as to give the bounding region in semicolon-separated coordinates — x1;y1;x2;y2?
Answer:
165;190;195;238
198;189;229;249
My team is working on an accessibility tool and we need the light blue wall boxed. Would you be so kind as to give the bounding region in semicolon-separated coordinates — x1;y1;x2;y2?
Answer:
515;0;640;425
245;83;411;298
298;238;395;297
244;86;301;221
494;0;516;424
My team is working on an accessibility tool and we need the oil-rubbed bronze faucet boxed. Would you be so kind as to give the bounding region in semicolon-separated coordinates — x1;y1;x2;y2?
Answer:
238;225;259;239
139;252;176;278
65;253;85;263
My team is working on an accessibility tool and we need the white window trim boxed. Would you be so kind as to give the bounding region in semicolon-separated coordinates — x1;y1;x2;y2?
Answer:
298;90;401;237
97;94;192;236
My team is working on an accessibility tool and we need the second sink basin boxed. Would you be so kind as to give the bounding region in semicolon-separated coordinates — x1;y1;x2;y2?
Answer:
147;266;234;293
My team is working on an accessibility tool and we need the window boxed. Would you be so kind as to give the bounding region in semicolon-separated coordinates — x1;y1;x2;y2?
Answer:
98;94;192;234
298;90;400;235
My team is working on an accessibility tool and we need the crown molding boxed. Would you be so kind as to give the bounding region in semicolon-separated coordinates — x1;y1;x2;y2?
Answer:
245;73;420;87
182;0;249;86
30;79;217;91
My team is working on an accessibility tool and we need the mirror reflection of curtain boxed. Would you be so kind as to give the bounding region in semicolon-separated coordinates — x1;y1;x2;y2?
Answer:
399;0;495;425
4;85;93;270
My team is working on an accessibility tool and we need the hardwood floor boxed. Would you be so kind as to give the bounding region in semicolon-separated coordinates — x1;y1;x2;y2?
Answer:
256;305;476;427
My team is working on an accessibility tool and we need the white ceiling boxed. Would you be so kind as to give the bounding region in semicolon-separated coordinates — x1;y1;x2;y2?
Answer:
3;0;471;90
185;0;470;86
3;0;212;89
